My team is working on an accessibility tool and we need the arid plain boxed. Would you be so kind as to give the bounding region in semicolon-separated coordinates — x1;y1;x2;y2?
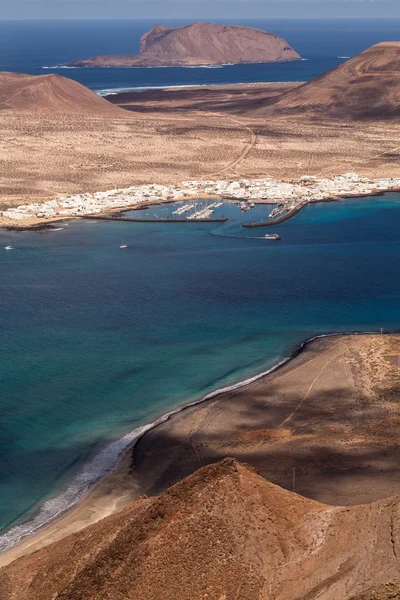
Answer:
1;41;400;599
1;81;399;217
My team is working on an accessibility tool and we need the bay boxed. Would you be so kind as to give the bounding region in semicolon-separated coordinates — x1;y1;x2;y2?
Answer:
0;194;400;546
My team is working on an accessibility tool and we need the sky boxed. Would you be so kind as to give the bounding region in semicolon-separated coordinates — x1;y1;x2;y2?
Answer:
1;0;400;20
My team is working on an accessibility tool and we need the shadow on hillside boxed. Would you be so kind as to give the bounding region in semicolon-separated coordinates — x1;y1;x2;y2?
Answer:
131;379;400;507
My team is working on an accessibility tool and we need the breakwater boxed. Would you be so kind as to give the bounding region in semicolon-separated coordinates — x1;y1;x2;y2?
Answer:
84;215;228;223
242;202;307;228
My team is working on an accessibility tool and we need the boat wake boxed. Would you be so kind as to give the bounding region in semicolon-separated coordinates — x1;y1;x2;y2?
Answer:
209;230;272;241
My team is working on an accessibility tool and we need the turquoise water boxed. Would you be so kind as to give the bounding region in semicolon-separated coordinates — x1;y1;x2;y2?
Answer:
0;194;400;547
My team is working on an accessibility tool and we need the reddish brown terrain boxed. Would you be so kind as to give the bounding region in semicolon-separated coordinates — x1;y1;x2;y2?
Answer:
0;43;399;224
69;22;300;67
261;42;400;120
107;81;302;115
2;459;400;600
351;581;400;600
0;72;127;114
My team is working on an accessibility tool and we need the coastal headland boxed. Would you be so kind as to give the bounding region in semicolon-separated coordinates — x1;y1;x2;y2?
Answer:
132;333;400;507
2;333;400;568
4;457;400;600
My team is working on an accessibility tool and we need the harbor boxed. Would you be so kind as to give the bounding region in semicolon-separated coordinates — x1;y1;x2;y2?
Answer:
242;202;308;227
2;174;400;227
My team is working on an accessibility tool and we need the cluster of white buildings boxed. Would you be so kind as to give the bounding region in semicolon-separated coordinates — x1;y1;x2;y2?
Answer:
2;174;400;221
185;174;400;207
1;184;193;221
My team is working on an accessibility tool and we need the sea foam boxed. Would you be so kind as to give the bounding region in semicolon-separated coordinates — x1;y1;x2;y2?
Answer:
0;356;290;552
0;330;381;553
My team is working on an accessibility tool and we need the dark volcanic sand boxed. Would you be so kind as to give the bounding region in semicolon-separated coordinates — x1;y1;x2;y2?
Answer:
131;334;400;507
106;82;302;115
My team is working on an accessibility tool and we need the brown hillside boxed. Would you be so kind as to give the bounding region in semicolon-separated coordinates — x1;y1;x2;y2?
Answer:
2;459;400;600
260;42;400;120
0;72;127;114
69;22;300;67
350;580;400;600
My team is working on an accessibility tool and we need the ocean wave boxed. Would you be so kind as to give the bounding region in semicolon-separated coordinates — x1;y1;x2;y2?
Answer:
42;65;79;69
0;423;154;552
184;65;224;69
0;355;291;552
0;328;383;553
97;84;204;96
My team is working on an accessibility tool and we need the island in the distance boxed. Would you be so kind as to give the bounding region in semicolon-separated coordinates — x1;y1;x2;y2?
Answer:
68;22;301;68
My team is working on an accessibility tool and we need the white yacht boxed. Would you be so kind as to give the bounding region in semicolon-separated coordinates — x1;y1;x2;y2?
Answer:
120;239;128;249
4;245;13;250
264;233;281;240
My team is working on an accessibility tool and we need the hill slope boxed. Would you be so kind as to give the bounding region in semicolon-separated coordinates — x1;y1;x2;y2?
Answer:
0;72;127;114
1;459;400;600
260;42;400;120
69;22;301;67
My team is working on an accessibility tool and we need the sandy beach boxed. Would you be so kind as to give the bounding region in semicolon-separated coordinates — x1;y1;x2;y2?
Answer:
2;332;400;568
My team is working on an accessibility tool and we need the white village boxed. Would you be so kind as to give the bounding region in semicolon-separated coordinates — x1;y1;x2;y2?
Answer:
2;174;400;223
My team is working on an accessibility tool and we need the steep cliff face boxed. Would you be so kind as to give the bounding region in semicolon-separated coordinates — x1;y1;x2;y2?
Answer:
2;459;400;600
69;22;301;67
140;24;174;53
259;42;400;120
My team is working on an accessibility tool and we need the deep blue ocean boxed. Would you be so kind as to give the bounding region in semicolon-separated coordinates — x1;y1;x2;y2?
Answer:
1;19;400;550
0;19;399;93
1;195;400;548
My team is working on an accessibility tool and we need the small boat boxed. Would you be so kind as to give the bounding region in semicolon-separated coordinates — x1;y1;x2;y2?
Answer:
264;233;281;240
249;202;255;208
120;239;128;249
4;245;13;250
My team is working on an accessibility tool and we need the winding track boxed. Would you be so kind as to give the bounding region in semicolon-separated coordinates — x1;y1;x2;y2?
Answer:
210;114;258;176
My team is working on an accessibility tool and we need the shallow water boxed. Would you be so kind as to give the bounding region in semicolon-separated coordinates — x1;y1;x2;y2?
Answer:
0;194;400;547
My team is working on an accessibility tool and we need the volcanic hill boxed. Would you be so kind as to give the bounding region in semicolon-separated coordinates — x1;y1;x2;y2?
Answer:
2;459;400;600
261;42;400;120
0;72;127;114
69;22;301;68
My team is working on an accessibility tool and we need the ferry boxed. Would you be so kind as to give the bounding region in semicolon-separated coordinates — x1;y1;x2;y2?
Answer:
264;233;281;240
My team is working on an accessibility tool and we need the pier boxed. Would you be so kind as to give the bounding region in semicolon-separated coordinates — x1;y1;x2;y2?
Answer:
84;215;228;223
242;202;307;228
